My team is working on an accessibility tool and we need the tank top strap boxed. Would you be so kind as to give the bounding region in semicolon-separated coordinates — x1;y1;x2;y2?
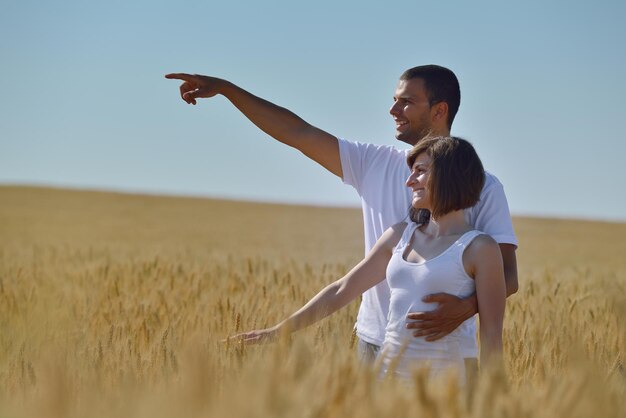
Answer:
394;222;419;252
453;230;485;256
450;230;486;276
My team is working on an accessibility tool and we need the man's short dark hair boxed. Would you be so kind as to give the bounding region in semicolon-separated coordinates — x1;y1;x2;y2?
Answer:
407;136;484;220
400;65;461;130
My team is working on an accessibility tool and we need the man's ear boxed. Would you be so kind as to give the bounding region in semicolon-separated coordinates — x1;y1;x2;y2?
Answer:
431;101;449;125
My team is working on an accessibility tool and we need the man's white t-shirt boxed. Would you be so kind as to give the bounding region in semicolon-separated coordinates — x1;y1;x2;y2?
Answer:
338;138;518;356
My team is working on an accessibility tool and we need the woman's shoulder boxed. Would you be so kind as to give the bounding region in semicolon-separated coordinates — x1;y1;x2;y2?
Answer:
461;233;502;278
387;221;410;240
390;221;410;233
375;222;410;251
464;232;501;260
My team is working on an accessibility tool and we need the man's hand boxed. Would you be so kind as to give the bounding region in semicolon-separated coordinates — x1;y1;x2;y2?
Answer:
406;293;478;341
165;73;228;105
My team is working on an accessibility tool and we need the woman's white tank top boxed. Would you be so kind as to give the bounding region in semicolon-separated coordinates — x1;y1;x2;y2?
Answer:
380;222;483;381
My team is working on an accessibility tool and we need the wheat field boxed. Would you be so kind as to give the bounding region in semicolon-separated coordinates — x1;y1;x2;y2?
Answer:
0;186;624;417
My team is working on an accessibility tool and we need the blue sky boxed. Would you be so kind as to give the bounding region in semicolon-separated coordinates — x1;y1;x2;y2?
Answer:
1;0;625;221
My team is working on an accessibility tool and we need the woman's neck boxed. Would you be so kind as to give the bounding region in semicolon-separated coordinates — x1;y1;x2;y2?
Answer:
421;210;470;238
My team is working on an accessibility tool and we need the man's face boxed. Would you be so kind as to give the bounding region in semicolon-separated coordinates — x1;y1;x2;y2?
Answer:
389;78;433;146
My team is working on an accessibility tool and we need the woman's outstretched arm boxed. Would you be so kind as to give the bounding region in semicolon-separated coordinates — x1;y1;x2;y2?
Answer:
465;234;507;367
229;223;407;344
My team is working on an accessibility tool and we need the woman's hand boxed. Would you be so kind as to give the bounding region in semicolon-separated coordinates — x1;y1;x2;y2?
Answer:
225;326;281;345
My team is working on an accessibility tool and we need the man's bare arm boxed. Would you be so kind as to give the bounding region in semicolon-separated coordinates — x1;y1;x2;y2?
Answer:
405;243;518;341
165;73;342;177
499;244;518;296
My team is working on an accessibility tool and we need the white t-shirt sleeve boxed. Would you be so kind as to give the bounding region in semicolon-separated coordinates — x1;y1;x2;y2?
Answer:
471;173;518;247
338;138;368;193
338;138;402;195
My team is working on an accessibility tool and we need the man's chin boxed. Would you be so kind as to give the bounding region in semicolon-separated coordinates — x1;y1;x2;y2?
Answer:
395;134;419;146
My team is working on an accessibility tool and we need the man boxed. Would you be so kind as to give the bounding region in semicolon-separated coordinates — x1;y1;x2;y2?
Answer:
165;65;518;368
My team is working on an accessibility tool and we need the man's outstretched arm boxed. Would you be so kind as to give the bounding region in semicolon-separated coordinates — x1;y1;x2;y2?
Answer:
405;244;518;341
165;73;342;178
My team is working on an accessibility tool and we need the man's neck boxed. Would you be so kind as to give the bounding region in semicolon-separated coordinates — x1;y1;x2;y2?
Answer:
429;126;450;138
406;128;451;146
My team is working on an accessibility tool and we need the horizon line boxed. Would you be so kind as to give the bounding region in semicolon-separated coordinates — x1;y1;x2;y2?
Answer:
2;181;625;225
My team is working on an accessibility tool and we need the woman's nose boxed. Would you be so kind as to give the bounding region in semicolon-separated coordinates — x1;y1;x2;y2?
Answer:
405;173;414;188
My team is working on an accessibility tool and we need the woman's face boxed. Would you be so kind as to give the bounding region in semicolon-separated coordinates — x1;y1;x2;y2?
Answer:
405;152;432;210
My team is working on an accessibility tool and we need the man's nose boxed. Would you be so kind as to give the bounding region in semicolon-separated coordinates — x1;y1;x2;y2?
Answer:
389;101;400;116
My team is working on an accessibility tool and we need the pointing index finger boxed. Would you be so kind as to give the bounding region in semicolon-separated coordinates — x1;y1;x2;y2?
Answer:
165;73;197;82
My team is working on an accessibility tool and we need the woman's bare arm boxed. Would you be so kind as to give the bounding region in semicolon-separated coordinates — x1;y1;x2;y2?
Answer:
465;234;507;367
229;223;406;344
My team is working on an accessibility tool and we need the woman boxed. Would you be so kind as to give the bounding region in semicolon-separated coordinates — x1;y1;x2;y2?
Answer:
232;136;506;382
